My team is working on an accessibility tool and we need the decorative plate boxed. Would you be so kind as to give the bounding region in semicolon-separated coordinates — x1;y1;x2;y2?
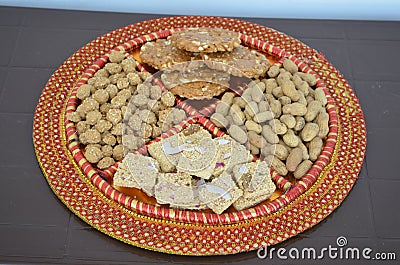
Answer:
33;16;366;255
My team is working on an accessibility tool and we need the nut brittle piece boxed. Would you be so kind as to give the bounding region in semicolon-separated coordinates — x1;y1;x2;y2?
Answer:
169;82;229;99
147;135;180;173
202;45;271;79
113;153;160;197
212;135;253;177
169;27;241;53
139;39;192;70
160;61;230;99
199;172;242;214
155;172;204;210
232;161;276;211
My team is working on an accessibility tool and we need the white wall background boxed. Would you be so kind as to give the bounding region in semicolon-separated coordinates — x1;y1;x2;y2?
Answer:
1;0;399;21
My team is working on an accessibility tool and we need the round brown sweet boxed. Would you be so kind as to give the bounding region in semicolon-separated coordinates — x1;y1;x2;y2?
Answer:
202;45;271;79
169;27;241;53
170;81;228;99
139;39;192;70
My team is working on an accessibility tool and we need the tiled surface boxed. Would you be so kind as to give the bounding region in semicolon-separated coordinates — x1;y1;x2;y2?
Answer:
22;8;164;31
0;26;20;66
300;38;353;80
0;6;399;265
348;40;400;82
0;165;70;226
0;66;7;94
365;128;400;180
0;7;25;26
302;178;375;238
344;21;400;41
370;179;400;239
0;225;67;259
353;80;400;129
0;113;37;167
246;18;346;39
11;27;107;68
0;67;53;113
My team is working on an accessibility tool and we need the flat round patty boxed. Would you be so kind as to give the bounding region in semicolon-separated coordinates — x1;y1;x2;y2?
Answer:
169;27;241;53
170;82;229;99
202;45;271;79
139;39;192;70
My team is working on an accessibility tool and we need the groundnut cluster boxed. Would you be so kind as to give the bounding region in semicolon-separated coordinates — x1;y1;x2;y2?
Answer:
65;51;142;168
211;58;329;179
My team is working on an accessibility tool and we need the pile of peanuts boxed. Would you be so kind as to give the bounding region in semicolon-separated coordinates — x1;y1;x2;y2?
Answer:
66;50;185;169
211;58;329;179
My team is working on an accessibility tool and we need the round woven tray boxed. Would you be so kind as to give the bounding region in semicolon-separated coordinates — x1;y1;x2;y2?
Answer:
33;16;366;256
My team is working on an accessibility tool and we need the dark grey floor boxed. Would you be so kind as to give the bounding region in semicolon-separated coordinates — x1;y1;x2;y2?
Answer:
0;6;399;265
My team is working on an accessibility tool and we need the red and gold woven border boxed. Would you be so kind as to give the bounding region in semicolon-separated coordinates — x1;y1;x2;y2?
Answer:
33;16;366;255
63;29;338;225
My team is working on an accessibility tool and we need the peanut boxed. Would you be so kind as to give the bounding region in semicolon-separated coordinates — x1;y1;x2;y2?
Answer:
232;97;247;108
230;104;245;125
282;102;307;116
272;86;283;98
245;120;262;133
267;65;280;78
283;129;299;148
297;90;308;106
316;111;329;138
293;159;312;179
306;95;314;105
278;96;291;106
244;101;259;117
294;116;306;131
297;137;310;160
280;114;296;129
286;147;303;172
264;93;275;104
248;131;267;149
244;111;252;121
221;92;234;105
292;75;310;96
308;86;315;98
250;85;264;103
283;58;298;74
296;72;316;86
256;82;266;93
228;124;248;144
264;78;278;94
258;100;270;112
282;80;300;101
279;139;292;153
261;143;274;156
301;122;319;142
271;118;287;135
262;124;279;144
274;143;289;160
254;111;274;123
277;71;291;86
249;144;260;156
309;136;323;161
305;100;322;122
271;156;288;176
315;87;327;106
216;101;230;116
211;113;229;128
269;99;282;118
